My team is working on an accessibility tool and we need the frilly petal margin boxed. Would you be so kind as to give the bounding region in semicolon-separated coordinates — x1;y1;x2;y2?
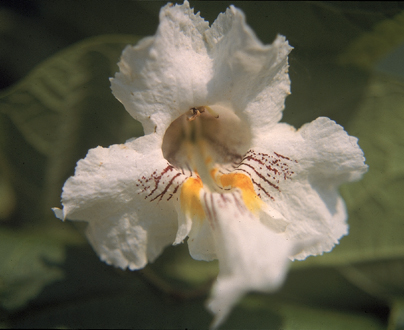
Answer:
53;134;179;270
252;117;368;260
110;1;212;137
111;1;292;139
202;192;297;328
206;8;292;133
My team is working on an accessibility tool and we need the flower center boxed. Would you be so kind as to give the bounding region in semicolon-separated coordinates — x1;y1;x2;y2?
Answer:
162;105;266;219
162;105;252;191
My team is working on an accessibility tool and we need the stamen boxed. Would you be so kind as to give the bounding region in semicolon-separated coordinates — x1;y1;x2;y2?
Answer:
187;106;219;121
204;106;219;119
187;107;204;121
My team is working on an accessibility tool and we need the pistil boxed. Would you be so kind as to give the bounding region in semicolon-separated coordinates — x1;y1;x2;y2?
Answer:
185;108;219;192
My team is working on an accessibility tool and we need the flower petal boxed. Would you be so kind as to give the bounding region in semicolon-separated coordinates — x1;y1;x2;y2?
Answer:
111;1;292;138
187;214;217;261
54;134;183;270
111;1;212;136
206;7;292;132
202;191;295;328
250;117;368;259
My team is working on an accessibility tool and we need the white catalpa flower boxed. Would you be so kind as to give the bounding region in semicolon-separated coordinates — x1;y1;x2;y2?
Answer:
53;1;368;327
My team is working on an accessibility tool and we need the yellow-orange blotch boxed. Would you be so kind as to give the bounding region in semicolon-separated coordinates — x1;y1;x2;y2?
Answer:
219;172;263;215
180;176;205;220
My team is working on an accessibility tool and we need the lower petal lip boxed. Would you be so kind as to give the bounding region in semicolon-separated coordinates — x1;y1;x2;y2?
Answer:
180;176;205;221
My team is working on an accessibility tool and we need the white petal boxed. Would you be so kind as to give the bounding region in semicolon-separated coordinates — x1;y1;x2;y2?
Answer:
298;117;368;183
206;7;292;132
111;2;292;138
111;1;212;136
250;117;368;259
58;134;182;270
202;191;295;328
187;214;216;261
172;208;193;246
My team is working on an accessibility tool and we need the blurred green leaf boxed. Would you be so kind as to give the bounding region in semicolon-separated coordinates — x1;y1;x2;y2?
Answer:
7;245;213;329
189;1;401;55
322;2;404;15
388;299;404;330
339;260;404;301
0;227;82;310
277;302;383;330
0;34;143;224
0;34;141;156
153;243;218;287
339;10;404;69
274;266;384;311
276;301;384;330
220;294;385;330
6;243;385;330
376;42;404;80
0;173;15;221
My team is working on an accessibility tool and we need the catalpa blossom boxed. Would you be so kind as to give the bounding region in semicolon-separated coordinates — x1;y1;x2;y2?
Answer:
53;1;367;327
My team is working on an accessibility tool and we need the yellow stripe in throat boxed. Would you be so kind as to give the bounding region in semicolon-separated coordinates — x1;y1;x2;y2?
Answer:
180;176;205;220
219;172;263;215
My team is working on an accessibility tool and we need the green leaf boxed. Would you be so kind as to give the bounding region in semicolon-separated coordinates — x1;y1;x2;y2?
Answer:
190;2;400;55
339;10;404;70
0;34;143;224
388;299;404;330
0;172;16;221
6;245;212;329
151;243;219;288
276;301;385;330
339;260;404;301
6;243;385;330
220;294;385;330
0;227;82;310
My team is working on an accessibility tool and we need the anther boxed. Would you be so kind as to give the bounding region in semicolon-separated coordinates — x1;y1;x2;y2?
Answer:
187;107;204;121
187;106;219;121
